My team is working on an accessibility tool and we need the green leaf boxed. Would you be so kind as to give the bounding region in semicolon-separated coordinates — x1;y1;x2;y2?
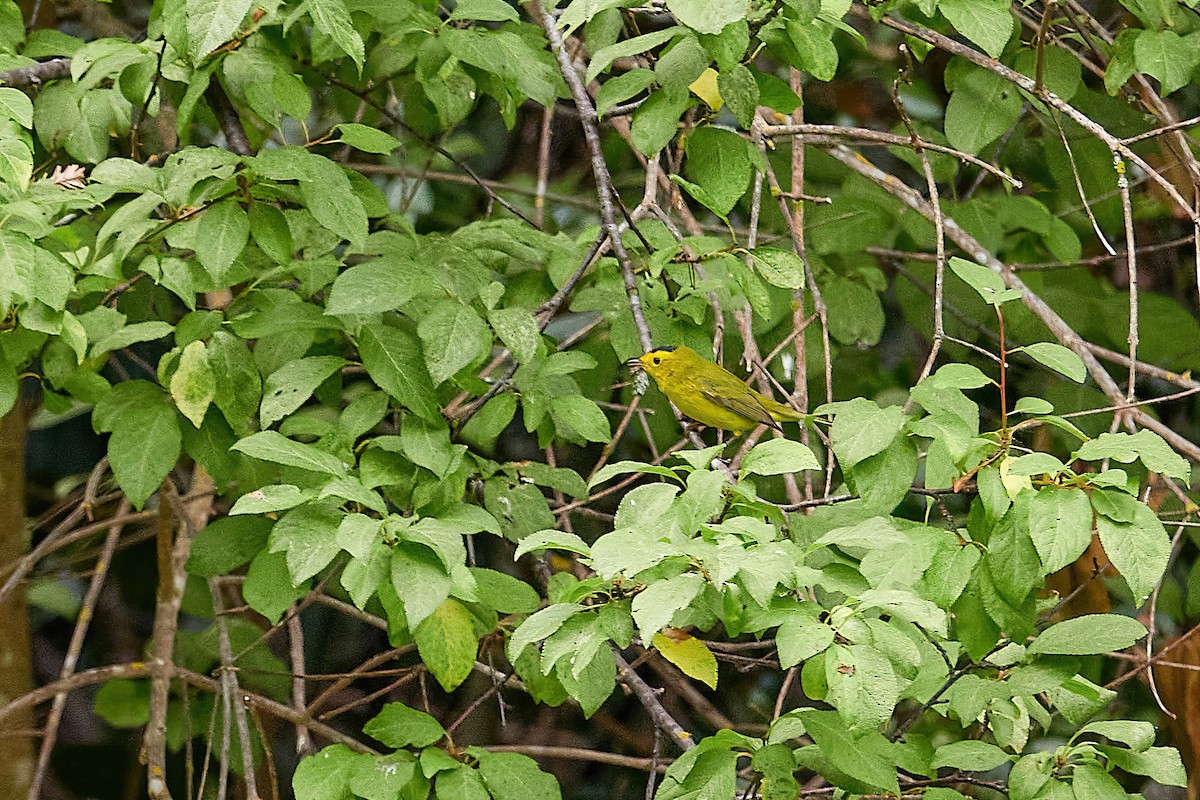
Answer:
820;397;906;469
514;530;592;558
1075;720;1156;752
232;431;348;476
1069;763;1128;800
308;0;364;69
268;501;344;584
488;307;541;365
596;68;656;116
777;612;835;668
717;64;759;129
196;198;249;280
632;572;704;638
931;740;1012;772
474;750;563;800
1018;342;1086;383
551;395;611;444
751;247;806;290
185;0;254;62
187;516;272;577
947;256;1021;305
418;300;489;385
437;766;490;800
741;438;820;477
260;356;346;428
653;632;718;688
244;549;309;623
0;87;33;128
94;679;150;728
1095;501;1171;605
1028;486;1093;574
587;27;681;83
666;0;746;35
293;745;358;800
415;598;478;692
630;82;690;155
1100;746;1187;788
938;0;1013;58
945;66;1024;156
209;331;261;436
588;460;681;488
798;710;899;794
392;542;452;629
334;123;401;154
507;603;584;661
1027;613;1147;656
448;0;520;22
682;126;753;218
1133;30;1200;96
471;568;540;615
363;702;446;749
356;323;440;422
1074;430;1190;483
94;382;182;510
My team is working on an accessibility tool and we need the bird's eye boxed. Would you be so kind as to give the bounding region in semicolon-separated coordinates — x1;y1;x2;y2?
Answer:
653;357;661;365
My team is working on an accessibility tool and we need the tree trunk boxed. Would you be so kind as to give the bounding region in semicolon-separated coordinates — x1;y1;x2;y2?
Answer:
0;405;33;796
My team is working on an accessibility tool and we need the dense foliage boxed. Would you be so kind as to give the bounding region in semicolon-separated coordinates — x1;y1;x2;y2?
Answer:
3;0;1200;798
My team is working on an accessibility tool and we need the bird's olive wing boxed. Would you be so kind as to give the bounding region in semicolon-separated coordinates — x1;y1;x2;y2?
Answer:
701;390;782;431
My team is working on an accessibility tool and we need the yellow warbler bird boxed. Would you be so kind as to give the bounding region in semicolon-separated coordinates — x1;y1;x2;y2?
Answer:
628;346;805;433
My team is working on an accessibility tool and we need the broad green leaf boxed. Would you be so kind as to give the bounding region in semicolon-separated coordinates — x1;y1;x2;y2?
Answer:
938;0;1013;58
632;572;704;638
666;0;746;35
514;530;592;559
1027;486;1092;574
947;256;1021;305
1027;614;1147;656
507;603;584;661
334;123;401;154
196;198;249;280
168;341;215;428
473;750;563;800
1094;502;1171;604
268;501;344;584
1074;720;1156;752
417;300;489;385
186;516;273;577
777;612;835;668
681;125;753;218
488;306;541;365
229;484;309;515
244;549;309;624
741;438;820;477
587;27;681;83
1100;746;1186;788
819;397;906;469
308;0;364;68
471;568;540;615
448;0;520;21
751;247;806;290
415;598;478;692
232;431;348;476
798;710;899;794
260;356;346;428
356;323;440;422
185;0;254;62
717;63;758;128
1018;342;1086;383
589;460;682;488
363;702;446;749
293;745;358;800
94;382;182;510
392;542;452;629
1134;29;1200;96
931;740;1012;771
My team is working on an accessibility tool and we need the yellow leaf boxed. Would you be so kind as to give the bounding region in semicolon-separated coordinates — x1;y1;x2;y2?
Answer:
689;68;723;111
653;630;718;688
